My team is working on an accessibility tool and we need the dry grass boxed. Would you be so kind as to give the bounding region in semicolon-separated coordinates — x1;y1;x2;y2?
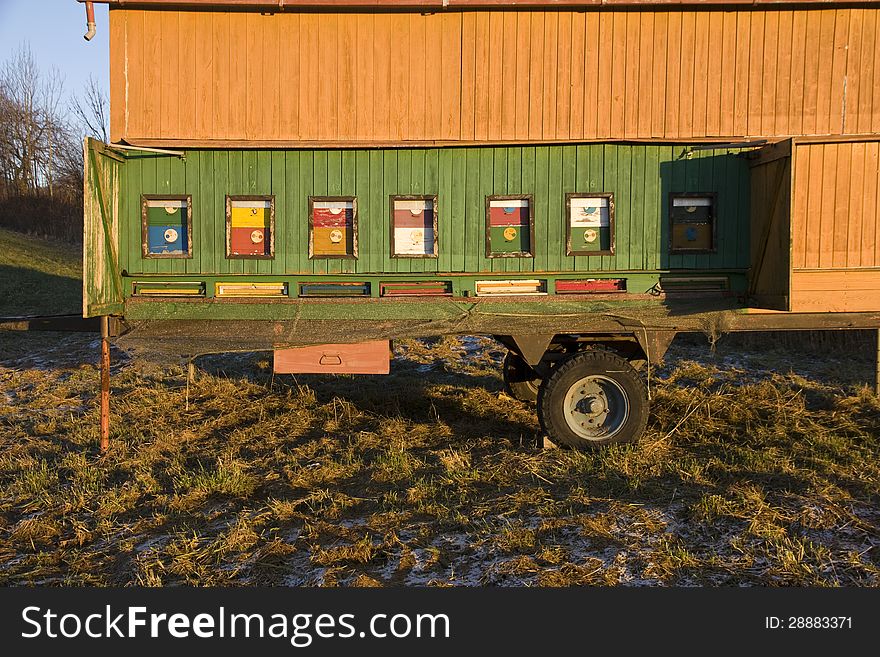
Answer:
0;330;878;587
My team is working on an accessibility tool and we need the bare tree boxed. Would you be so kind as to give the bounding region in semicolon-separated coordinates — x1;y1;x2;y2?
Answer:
0;44;85;241
0;45;68;196
70;74;109;143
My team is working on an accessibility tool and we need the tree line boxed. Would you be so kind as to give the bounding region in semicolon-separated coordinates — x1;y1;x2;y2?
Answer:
0;45;107;243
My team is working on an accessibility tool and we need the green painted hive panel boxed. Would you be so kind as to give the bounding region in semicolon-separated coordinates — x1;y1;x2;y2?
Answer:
116;145;751;278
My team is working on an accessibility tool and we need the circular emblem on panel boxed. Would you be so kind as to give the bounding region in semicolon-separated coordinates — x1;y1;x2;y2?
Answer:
410;230;424;245
163;228;179;243
503;226;518;242
329;207;343;215
410;208;423;216
164;204;178;215
250;229;264;244
584;228;598;243
329;229;344;243
686;206;697;213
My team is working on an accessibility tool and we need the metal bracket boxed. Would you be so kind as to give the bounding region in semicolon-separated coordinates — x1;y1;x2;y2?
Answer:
633;330;678;365
496;334;556;367
874;329;880;397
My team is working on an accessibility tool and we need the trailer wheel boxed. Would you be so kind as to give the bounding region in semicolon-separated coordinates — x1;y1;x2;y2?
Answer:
537;350;648;448
502;352;542;402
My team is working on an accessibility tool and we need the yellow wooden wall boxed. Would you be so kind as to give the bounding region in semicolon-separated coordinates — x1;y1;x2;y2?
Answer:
110;8;880;145
789;139;880;312
791;140;880;270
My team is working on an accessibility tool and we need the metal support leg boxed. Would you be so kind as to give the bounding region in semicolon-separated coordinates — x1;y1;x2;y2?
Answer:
875;329;880;397
100;316;110;452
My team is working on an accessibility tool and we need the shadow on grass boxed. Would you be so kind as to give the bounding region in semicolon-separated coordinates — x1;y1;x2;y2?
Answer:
198;352;538;448
0;264;82;317
187;344;880;507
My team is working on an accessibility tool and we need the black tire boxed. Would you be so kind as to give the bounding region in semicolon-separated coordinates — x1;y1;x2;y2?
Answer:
502;352;541;403
537;349;648;449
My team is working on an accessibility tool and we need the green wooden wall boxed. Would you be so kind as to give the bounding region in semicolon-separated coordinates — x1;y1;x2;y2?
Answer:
118;144;750;277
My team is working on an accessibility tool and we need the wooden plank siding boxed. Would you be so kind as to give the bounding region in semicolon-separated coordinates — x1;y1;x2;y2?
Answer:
791;140;880;270
782;138;880;312
110;8;880;146
83;140;125;317
116;144;750;278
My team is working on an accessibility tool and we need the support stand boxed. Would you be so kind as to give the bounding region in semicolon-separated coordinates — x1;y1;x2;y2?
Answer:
875;329;880;397
100;315;110;452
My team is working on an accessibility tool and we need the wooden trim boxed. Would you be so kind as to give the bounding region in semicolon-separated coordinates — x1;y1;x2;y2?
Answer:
389;194;439;259
225;194;276;260
120;136;776;150
90;1;880;9
790;270;880;312
564;192;615;257
793;267;880;272
91;140;125;163
140;194;193;259
791;135;880;145
485;194;536;259
668;192;718;255
791;270;880;287
786;139;796;307
307;195;358;260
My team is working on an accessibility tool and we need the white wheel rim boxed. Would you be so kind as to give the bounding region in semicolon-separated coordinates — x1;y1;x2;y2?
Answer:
562;374;629;440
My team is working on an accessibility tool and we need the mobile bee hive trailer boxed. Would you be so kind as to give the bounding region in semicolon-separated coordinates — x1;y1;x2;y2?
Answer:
80;0;880;448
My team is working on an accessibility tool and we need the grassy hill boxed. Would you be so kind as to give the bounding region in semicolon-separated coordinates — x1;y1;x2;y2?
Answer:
0;227;82;316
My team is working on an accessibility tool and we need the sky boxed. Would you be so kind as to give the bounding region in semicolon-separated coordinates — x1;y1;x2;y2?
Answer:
0;0;110;110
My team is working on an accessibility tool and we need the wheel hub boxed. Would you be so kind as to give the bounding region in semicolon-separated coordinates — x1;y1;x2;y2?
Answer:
562;375;629;440
575;390;608;417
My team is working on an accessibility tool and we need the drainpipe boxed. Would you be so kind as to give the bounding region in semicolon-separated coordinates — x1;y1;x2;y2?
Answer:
83;1;96;41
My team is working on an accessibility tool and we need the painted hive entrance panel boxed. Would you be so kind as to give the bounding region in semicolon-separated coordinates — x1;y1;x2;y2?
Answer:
142;196;191;258
227;196;273;258
567;194;613;255
487;197;533;257
310;198;357;258
392;197;437;257
670;195;715;253
110;7;880;145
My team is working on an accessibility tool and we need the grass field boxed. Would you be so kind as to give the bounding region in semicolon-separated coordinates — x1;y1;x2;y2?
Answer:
0;231;878;586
